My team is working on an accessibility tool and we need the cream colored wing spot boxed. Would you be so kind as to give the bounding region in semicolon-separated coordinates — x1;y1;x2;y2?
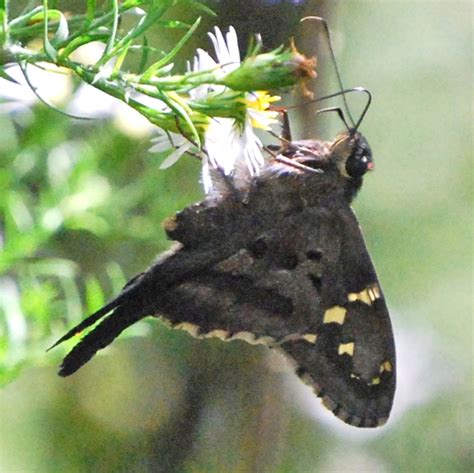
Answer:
302;333;318;344
368;284;381;301
228;332;275;345
380;360;393;373
348;283;381;305
257;336;275;345
338;342;355;356
278;333;317;345
230;331;256;343
203;329;230;341
370;377;381;386
348;289;371;305
174;325;276;346
174;322;200;337
323;305;347;324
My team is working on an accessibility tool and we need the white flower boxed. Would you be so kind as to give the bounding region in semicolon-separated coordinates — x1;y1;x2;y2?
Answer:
151;26;280;195
206;117;263;173
200;27;280;193
200;27;278;193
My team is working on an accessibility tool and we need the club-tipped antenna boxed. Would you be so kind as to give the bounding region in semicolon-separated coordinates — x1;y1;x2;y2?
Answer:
300;16;355;127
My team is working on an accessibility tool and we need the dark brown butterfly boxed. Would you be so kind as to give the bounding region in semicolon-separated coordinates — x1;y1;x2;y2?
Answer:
50;107;396;427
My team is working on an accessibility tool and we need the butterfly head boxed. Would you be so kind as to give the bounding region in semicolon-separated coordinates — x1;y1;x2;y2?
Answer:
331;131;374;179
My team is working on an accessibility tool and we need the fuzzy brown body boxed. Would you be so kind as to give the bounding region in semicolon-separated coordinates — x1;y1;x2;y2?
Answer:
53;131;396;428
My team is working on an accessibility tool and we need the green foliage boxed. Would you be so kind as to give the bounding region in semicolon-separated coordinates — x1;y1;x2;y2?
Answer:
0;104;202;384
0;0;313;143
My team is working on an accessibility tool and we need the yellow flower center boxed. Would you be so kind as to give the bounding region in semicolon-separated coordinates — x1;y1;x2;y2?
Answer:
243;91;280;130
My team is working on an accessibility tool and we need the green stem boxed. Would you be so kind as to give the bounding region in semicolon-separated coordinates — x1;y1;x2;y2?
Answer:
0;0;8;47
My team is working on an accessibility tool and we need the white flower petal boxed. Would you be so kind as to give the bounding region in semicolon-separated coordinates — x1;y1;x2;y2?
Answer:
247;108;279;130
149;141;171;153
150;132;186;153
196;48;218;70
226;26;241;64
205;118;238;175
159;142;192;169
201;157;214;194
208;27;228;64
208;27;239;73
203;114;266;195
151;26;273;188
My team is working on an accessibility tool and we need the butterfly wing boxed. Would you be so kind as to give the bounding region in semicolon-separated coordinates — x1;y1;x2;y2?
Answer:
279;206;396;427
55;168;395;427
55;172;315;374
159;201;396;427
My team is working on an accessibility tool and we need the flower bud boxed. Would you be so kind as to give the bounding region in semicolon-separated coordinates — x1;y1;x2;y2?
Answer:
221;45;316;91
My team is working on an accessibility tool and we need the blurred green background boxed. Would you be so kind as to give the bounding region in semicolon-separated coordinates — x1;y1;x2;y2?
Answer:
0;1;472;472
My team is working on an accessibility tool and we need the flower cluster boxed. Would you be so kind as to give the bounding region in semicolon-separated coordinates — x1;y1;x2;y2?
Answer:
149;26;315;194
1;5;317;195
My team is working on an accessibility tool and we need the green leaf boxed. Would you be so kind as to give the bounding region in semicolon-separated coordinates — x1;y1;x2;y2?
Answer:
52;10;68;43
86;0;97;23
29;9;68;27
114;0;175;47
58;32;110;59
165;92;201;147
100;0;119;62
185;0;216;17
42;1;57;60
9;6;43;28
112;39;133;76
0;5;8;46
0;67;20;84
138;35;150;73
142;16;201;80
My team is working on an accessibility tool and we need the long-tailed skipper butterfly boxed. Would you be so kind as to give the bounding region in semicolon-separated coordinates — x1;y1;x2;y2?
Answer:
50;19;396;428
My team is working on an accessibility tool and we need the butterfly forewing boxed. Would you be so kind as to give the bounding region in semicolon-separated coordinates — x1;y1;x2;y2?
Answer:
280;207;396;427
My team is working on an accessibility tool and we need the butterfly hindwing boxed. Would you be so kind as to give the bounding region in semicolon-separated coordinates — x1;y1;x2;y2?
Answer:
158;211;326;340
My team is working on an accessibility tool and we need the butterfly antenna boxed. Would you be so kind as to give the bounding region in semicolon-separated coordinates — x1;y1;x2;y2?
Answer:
314;87;372;133
353;87;372;131
301;16;355;127
317;106;351;131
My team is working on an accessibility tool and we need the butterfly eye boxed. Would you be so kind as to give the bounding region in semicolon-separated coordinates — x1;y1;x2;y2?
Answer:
345;152;371;178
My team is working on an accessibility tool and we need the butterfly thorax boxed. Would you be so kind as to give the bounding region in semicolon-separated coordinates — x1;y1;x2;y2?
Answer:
267;130;373;204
